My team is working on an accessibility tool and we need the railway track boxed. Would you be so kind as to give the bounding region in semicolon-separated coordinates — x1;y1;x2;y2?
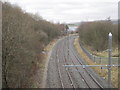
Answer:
69;37;104;89
64;37;92;88
63;37;90;88
55;38;75;89
56;49;64;88
46;36;110;88
62;37;76;89
55;36;104;88
63;37;93;88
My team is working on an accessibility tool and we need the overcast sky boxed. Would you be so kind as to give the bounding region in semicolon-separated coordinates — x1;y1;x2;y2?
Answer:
2;0;119;23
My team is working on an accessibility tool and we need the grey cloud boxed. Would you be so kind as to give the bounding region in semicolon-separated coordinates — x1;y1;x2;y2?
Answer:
4;0;119;23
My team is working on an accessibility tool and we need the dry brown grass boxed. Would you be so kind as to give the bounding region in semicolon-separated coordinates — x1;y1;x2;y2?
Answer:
74;37;118;88
44;39;57;52
91;48;118;58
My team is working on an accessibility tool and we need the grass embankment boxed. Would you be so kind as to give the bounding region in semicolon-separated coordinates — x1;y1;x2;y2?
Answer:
74;38;118;88
86;45;119;58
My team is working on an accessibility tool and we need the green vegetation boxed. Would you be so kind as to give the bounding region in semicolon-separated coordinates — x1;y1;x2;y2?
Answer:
78;21;118;52
2;2;63;88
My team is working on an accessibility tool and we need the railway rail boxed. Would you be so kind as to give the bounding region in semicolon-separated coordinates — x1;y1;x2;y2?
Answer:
69;37;103;88
46;35;111;88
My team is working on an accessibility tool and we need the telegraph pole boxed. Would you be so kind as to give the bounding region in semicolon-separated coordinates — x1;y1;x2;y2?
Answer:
108;32;112;88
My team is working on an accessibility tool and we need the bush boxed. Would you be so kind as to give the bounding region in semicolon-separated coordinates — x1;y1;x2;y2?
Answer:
78;21;118;51
2;2;61;88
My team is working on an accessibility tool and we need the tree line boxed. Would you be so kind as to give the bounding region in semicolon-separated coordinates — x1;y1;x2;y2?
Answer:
78;20;119;51
2;2;63;88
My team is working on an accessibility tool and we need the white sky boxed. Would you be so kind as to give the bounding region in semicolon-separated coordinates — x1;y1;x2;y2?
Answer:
2;0;119;23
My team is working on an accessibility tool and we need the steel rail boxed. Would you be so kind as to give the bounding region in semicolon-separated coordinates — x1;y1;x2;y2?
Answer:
55;44;64;88
70;38;104;89
62;38;76;89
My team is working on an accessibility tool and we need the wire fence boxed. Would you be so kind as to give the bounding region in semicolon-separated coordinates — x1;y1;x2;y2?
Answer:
79;43;118;65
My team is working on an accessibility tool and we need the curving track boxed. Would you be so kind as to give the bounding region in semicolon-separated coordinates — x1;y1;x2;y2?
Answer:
46;35;111;88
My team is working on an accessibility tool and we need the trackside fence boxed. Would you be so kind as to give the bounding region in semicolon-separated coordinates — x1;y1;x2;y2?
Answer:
79;43;118;64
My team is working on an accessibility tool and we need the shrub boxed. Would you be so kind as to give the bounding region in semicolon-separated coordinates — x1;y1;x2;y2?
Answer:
78;21;118;51
2;2;61;88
